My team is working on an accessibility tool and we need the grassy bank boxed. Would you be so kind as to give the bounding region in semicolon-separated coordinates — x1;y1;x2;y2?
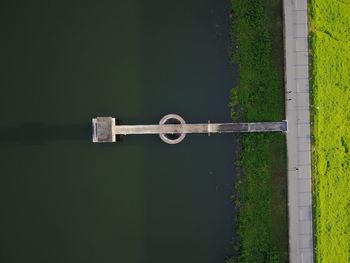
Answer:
227;0;288;262
310;1;350;262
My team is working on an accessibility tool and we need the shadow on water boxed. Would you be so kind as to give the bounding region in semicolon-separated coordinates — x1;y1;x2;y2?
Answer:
0;123;91;145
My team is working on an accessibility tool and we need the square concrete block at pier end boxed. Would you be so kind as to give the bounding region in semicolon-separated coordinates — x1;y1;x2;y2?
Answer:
93;117;115;143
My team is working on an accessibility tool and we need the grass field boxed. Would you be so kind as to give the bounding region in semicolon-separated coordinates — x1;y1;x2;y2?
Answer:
310;1;350;262
227;0;288;262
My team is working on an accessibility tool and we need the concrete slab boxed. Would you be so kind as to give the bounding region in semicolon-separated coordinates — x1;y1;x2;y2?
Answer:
298;193;312;207
295;11;308;24
298;179;311;193
297;91;310;107
297;165;311;179
298;150;311;165
296;38;308;52
299;221;312;234
296;52;308;65
300;252;313;263
297;79;309;92
296;65;308;79
296;24;308;37
298;137;311;152
299;235;313;249
297;124;310;138
299;206;312;221
295;0;307;11
297;109;310;124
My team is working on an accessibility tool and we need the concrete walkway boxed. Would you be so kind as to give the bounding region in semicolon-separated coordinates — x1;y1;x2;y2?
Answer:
112;122;287;135
283;0;314;262
92;117;287;143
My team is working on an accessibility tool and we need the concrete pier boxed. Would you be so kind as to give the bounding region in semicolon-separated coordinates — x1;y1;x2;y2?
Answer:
92;114;287;144
112;122;286;135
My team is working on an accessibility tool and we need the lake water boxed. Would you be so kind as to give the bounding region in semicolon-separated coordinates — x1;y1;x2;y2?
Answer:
0;1;237;262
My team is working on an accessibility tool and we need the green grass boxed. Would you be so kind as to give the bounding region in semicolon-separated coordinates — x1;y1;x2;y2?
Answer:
227;0;288;262
310;1;350;262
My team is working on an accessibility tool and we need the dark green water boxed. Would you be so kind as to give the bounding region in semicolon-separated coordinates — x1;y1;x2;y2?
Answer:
0;1;236;262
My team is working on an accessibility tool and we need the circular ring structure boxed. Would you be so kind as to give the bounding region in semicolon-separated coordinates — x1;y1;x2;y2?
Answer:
159;114;186;144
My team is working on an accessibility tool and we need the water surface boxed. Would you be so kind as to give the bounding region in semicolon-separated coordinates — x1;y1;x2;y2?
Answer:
0;1;236;262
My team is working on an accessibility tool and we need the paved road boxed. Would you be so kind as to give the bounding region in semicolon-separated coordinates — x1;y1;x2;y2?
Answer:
284;0;314;262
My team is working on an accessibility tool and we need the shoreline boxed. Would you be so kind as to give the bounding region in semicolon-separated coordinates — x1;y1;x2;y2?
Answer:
227;0;288;262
